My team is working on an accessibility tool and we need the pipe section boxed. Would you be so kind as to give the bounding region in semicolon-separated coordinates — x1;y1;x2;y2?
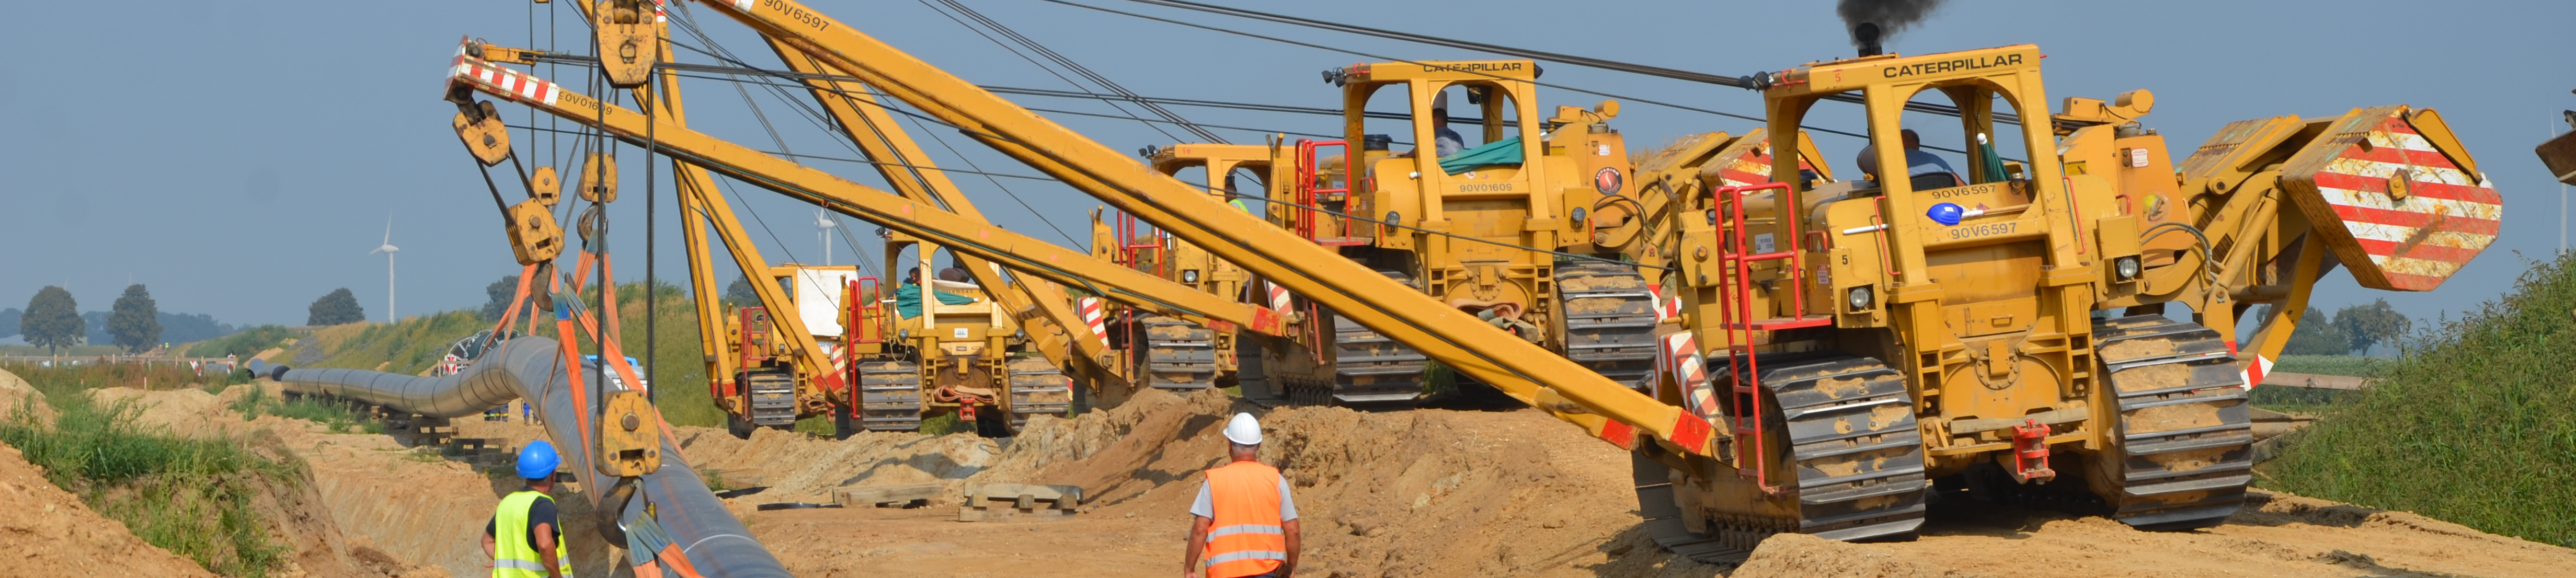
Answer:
257;337;788;578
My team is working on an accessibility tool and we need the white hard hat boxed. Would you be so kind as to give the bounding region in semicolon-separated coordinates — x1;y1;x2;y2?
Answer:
1222;412;1263;445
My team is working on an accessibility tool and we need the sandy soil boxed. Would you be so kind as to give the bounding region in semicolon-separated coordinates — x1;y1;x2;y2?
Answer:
21;378;2576;578
78;384;485;578
0;442;217;578
0;367;53;426
700;387;2576;578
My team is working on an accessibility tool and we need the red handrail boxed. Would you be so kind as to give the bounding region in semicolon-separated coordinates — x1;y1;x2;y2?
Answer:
1295;139;1354;242
1113;211;1170;276
1710;182;1819;492
847;276;882;344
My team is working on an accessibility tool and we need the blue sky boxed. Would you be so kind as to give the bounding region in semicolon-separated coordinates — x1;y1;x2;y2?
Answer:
2;0;2568;332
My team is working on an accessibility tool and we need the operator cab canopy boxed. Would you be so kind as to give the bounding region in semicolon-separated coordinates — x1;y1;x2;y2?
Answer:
1328;59;1541;176
1762;45;2052;206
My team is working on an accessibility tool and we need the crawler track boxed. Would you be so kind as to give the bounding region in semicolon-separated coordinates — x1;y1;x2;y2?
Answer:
857;360;923;432
1004;355;1073;430
1317;271;1428;406
2093;315;2255;530
1633;353;1928;564
1553;261;1661;389
745;370;799;427
1134;314;1220;390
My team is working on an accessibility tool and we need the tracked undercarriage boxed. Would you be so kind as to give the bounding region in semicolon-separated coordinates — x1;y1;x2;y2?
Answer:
2090;315;2254;529
1634;353;1928;563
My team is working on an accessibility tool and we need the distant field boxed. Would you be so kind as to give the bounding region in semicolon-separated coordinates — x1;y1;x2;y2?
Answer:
0;344;140;357
2268;354;2383;377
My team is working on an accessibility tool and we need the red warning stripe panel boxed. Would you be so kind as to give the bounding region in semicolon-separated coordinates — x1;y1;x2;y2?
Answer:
2337;145;2467;172
2324;204;2501;238
2379;270;2453;291
2311;170;2502;205
2286;108;2502;292
2350;239;2487;264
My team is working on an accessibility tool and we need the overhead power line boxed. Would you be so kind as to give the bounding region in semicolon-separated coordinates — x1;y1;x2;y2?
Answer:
1084;0;2043;127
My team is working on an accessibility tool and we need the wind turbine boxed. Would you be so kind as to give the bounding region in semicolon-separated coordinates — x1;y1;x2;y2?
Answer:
370;217;399;322
815;207;838;265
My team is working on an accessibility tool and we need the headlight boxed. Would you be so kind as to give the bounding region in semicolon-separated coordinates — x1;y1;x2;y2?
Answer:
1182;270;1200;284
1847;286;1875;311
2114;256;2141;281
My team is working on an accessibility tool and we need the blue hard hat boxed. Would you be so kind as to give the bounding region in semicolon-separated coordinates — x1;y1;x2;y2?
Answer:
517;440;562;480
1926;202;1965;226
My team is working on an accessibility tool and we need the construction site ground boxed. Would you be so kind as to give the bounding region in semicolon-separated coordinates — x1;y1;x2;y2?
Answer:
2;377;2570;577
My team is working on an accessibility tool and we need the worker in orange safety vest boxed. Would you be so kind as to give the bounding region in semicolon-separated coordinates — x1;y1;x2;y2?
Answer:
1183;412;1300;578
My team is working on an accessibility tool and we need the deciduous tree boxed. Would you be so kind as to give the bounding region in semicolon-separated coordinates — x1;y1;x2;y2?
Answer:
2332;299;2411;355
2283;307;2353;355
107;284;162;354
307;288;366;326
723;275;759;307
20;286;81;355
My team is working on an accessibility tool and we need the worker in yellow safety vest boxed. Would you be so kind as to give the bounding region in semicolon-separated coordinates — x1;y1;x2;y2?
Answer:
483;440;573;577
1183;413;1300;578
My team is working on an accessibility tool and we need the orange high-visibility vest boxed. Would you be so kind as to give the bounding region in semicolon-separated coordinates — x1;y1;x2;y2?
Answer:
1200;461;1288;578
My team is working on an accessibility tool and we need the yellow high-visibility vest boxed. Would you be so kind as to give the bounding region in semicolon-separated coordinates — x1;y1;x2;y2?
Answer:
492;490;573;578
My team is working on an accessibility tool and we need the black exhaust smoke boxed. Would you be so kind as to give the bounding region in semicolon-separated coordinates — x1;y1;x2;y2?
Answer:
1838;0;1949;56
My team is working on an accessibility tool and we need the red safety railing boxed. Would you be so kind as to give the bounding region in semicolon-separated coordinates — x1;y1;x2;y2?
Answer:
846;276;882;344
1295;139;1365;245
1112;211;1170;276
1711;182;1831;490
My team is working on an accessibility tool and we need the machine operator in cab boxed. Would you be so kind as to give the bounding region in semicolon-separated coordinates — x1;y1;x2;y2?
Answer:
1856;129;1963;190
1183;413;1301;578
483;441;573;577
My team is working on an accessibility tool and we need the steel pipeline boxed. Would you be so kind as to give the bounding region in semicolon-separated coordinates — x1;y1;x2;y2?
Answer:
250;337;788;578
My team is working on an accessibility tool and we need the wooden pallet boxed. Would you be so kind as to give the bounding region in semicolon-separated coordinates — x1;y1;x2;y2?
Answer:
958;483;1083;521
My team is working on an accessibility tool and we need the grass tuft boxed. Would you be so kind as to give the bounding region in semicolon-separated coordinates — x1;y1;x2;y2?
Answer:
2264;251;2576;547
917;412;971;436
0;364;296;577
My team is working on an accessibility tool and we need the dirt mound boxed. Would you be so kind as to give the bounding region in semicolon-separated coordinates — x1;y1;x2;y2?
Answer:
702;386;2576;578
83;385;484;577
1731;534;1968;577
63;378;2576;578
719;388;1644;577
0;367;54;426
0;442;217;578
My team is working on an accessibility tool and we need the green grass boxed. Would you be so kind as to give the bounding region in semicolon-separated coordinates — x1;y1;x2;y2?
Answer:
2269;354;2385;377
228;386;382;435
918;412;971;436
272;282;722;428
301;311;489;375
612;282;720;429
560;282;720;429
185;326;296;360
2246;384;2362;413
0;364;296;577
2263;251;2576;547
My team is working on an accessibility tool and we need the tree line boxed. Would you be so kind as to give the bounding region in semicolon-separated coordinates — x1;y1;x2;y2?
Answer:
16;286;371;355
2282;299;2412;356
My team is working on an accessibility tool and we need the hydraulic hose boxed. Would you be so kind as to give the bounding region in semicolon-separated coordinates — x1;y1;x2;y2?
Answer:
252;337;788;578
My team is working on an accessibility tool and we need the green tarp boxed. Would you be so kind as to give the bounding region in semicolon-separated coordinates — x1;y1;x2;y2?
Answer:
892;284;977;319
1437;136;1522;175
